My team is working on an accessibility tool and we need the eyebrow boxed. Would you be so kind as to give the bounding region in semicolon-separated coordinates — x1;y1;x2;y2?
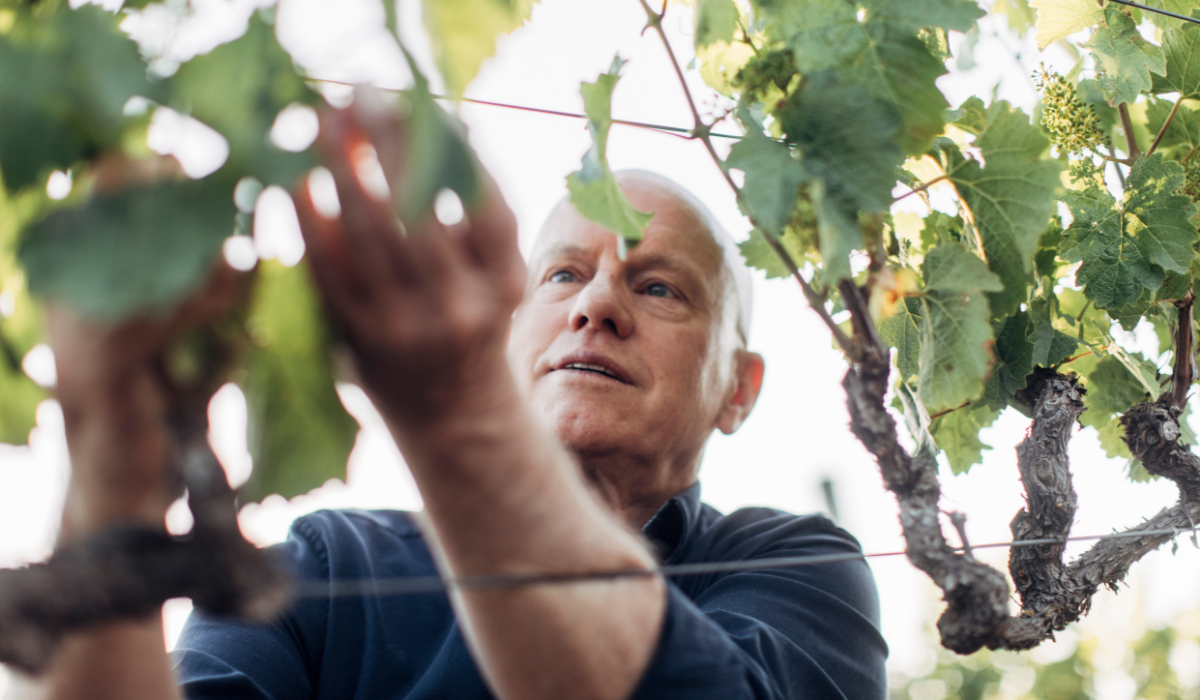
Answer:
536;242;591;262
626;252;705;281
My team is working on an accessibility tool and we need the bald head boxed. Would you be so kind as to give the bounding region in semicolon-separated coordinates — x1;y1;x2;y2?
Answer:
533;170;753;344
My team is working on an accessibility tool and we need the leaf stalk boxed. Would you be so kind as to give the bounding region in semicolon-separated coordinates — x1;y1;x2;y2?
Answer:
1147;98;1182;158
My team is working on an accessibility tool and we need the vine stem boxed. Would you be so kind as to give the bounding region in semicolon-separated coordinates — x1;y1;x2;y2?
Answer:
1119;102;1143;160
636;0;857;358
1059;349;1095;365
1148;98;1183;158
893;175;948;203
1172;290;1196;409
928;401;969;421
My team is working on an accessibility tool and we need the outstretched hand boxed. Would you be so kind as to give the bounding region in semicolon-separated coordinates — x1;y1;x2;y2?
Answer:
294;99;527;427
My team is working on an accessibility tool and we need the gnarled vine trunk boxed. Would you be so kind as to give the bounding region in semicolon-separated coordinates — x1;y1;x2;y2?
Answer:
842;282;1200;654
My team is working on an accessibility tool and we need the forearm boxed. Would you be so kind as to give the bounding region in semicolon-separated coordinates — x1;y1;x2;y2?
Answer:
387;376;666;700
44;618;180;700
47;383;179;700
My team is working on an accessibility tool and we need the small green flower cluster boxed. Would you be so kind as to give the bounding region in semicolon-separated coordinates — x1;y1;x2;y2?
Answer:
1181;157;1200;201
1034;67;1107;155
734;49;797;99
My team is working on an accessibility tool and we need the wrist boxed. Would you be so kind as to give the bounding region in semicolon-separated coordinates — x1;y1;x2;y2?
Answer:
57;372;174;543
364;348;521;429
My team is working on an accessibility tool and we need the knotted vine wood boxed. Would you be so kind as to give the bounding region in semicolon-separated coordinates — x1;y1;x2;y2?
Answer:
840;282;1200;654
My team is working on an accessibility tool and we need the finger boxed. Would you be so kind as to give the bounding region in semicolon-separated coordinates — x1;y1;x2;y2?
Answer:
317;107;404;288
332;108;435;286
293;181;371;309
352;85;407;193
463;171;520;271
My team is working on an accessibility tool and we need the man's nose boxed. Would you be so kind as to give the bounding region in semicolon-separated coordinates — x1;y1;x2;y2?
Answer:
569;274;634;338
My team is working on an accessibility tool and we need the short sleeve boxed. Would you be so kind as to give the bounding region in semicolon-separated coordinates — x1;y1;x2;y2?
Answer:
172;520;331;700
631;512;888;700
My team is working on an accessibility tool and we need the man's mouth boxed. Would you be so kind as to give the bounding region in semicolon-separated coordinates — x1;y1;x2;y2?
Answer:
553;354;632;384
562;362;622;380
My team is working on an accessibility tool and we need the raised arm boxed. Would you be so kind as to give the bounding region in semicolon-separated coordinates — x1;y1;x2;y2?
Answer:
292;104;666;700
41;270;246;700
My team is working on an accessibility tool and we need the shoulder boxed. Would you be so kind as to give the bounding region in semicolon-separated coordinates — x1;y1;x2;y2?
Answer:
289;508;424;542
693;504;863;562
681;504;881;629
280;508;433;580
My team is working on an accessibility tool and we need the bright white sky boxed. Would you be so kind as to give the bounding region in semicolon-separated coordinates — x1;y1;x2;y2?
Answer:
3;0;1200;696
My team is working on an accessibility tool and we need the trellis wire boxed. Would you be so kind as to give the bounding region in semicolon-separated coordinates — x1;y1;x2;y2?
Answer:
308;77;743;140
1107;0;1200;25
296;524;1200;598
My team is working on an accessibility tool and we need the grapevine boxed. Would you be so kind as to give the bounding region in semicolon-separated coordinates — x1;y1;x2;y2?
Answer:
4;0;1200;672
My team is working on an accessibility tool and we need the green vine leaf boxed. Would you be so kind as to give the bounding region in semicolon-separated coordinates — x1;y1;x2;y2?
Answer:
754;0;979;155
19;181;235;320
880;296;923;382
0;262;47;445
1141;0;1197;29
738;228;808;278
725;128;807;237
396;50;483;223
695;0;740;50
1030;0;1104;51
1151;24;1200;99
943;98;1062;317
776;72;904;280
0;5;163;191
421;0;534;97
1098;416;1133;459
169;15;319;187
239;261;360;504
1145;97;1200;152
1061;154;1198;312
1084;8;1166;106
930;404;1000;474
980;311;1035;410
917;244;1004;412
0;359;43;445
1028;292;1080;366
1080;354;1155;429
567;57;653;246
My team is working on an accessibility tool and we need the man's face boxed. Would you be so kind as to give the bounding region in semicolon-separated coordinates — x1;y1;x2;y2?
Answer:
508;177;739;468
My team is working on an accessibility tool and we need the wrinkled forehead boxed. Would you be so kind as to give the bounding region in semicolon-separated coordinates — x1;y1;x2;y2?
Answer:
530;171;753;342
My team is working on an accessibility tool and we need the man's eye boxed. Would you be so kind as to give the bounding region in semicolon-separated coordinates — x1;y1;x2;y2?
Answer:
549;270;576;283
645;283;673;298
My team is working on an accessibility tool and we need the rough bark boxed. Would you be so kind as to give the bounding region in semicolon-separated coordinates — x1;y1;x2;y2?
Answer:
1000;370;1086;648
840;280;1010;654
839;280;1200;654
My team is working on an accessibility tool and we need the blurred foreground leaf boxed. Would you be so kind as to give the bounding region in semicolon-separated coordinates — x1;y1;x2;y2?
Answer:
421;0;533;96
19;180;235;320
0;4;162;192
239;261;359;504
396;50;482;224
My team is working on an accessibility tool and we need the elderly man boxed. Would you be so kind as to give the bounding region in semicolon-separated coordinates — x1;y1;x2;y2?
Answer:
43;104;887;700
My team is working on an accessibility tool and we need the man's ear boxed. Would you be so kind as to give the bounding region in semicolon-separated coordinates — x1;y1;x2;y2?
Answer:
715;350;765;435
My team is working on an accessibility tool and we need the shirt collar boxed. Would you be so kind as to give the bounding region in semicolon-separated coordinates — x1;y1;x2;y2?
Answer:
640;482;702;563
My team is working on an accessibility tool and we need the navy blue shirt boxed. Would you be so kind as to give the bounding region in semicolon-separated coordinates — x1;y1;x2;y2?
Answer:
173;483;888;699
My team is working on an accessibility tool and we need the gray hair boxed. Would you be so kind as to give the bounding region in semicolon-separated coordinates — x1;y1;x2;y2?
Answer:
614;170;753;345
